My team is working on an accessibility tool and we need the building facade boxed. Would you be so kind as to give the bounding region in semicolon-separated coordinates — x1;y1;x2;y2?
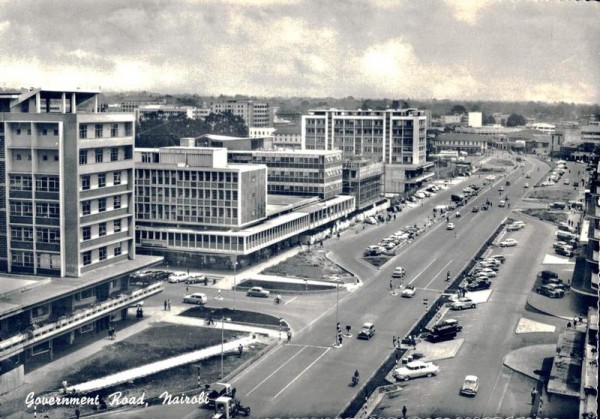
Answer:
342;158;384;209
431;133;489;155
0;89;136;277
210;100;272;128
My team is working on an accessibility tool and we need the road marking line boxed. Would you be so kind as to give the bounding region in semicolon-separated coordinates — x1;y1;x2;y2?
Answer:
297;291;354;335
494;369;513;414
231;344;284;384
408;259;436;285
273;347;330;399
284;296;297;306
245;346;307;396
286;343;330;350
424;260;453;288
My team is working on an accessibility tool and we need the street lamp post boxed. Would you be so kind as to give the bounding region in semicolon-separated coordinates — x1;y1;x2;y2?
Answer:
233;260;238;311
220;316;224;378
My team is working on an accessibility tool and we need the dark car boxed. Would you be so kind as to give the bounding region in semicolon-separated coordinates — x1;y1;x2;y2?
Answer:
357;322;376;340
465;279;491;292
539;270;559;280
471;206;479;213
130;270;171;283
536;285;565;298
543;277;566;287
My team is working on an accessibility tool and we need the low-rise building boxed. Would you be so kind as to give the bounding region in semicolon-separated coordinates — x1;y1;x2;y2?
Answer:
431;133;489;155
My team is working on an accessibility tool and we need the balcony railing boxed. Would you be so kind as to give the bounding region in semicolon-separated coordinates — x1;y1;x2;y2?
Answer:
0;282;162;361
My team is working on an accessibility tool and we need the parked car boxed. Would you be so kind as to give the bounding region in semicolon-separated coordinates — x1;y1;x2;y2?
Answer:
465;279;491;292
489;254;506;263
246;286;270;298
357;322;376;340
460;375;480;397
451;298;477;310
401;286;416;298
539;270;558;280
536;285;565;298
393;361;439;381
446;223;456;230
168;272;189;283
473;269;497;277
555;247;574;257
499;238;518;247
392;267;406;278
365;216;378;225
185;275;206;284
564;179;570;185
434;319;463;332
183;292;208;305
542;277;565;287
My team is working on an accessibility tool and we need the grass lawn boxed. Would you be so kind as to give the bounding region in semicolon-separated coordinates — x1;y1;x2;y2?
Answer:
364;255;391;268
180;306;285;327
521;209;568;225
261;249;355;283
31;323;267;418
528;189;578;202
485;158;515;166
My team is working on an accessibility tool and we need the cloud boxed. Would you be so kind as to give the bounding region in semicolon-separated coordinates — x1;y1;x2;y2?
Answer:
443;0;492;25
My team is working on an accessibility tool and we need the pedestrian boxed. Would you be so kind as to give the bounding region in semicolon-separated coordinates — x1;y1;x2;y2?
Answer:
164;300;167;311
238;344;243;357
75;408;81;419
393;335;397;348
167;299;171;311
389;280;393;291
395;352;400;364
567;321;572;328
287;330;292;343
531;388;538;405
573;317;578;327
186;285;189;293
402;405;407;419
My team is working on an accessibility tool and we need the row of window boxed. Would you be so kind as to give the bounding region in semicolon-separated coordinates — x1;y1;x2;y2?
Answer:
11;251;61;269
82;244;123;265
13;153;60;162
10;226;60;243
136;187;238;201
79;147;123;164
81;195;124;215
14;127;59;136
9;175;60;192
136;204;239;220
81;172;122;190
136;169;239;183
82;219;123;240
79;122;133;139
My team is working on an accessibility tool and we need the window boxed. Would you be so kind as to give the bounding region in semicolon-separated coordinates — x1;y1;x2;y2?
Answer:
53;128;59;136
42;155;48;161
98;173;106;188
113;195;121;209
82;251;92;266
113;172;121;185
42;128;48;136
99;223;106;237
98;198;106;212
82;201;91;215
111;147;119;161
95;149;103;163
111;123;118;137
114;219;122;232
79;150;87;165
79;124;88;139
99;247;107;261
95;124;103;138
80;288;94;299
125;122;133;136
82;176;90;190
114;245;122;257
82;226;91;240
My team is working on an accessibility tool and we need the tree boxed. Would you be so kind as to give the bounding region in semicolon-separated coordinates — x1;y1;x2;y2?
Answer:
392;100;410;109
506;113;527;127
450;105;467;115
482;114;496;125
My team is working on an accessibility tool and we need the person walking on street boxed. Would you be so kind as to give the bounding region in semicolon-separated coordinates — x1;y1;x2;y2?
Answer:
164;300;167;311
402;405;407;419
167;299;171;311
393;335;397;348
531;388;538;405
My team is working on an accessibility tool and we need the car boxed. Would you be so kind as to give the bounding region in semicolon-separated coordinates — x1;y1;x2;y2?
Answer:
471;270;496;279
555;247;574;257
564;179;570;185
401;286;416;298
524;183;529;188
498;200;506;208
489;255;506;263
130;270;171;283
481;258;501;267
393;361;439;381
185;274;206;284
246;286;270;298
506;223;523;232
392;267;406;278
471;206;479;213
435;319;463;331
365;216;378;225
465;279;491;291
499;238;518;247
446;223;456;230
526;173;531;178
168;272;189;283
455;211;461;218
451;298;477;310
460;375;480;397
183;292;208;305
538;270;559;280
542;277;565;287
498;186;505;192
477;263;499;271
544;282;568;292
536;285;565;298
206;382;235;407
357;322;376;340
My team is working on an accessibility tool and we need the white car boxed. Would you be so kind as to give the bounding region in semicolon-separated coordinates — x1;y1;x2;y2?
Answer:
499;238;518;247
473;269;497;278
168;272;189;283
392;267;406;278
446;223;455;230
183;292;208;305
524;183;529;188
393;361;439;381
451;298;477;310
401;286;416;298
461;375;480;396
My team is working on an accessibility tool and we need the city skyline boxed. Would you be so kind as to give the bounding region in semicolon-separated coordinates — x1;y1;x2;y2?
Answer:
0;0;599;104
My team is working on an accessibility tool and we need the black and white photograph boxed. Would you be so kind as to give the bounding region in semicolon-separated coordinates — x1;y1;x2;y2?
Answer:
0;0;598;418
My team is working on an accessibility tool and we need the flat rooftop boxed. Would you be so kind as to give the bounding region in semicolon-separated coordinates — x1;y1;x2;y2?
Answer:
266;194;321;216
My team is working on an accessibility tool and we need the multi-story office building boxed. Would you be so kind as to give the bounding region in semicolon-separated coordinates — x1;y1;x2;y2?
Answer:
228;149;343;200
467;112;482;128
210;100;272;128
342;158;385;209
302;108;432;193
0;88;137;277
431;133;489;155
135;104;196;121
0;88;162;388
580;119;600;146
134;144;354;268
120;98;167;113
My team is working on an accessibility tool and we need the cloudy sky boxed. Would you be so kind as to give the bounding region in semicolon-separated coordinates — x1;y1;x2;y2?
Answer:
0;0;599;103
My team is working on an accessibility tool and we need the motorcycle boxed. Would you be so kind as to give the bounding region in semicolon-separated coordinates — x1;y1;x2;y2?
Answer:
351;372;360;386
274;296;283;305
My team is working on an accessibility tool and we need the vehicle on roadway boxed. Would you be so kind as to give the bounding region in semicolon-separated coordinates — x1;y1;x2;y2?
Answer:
246;286;271;298
539;270;559;281
392;266;406;278
498;186;505;191
524;183;529;188
185;274;206;284
357;322;376;340
451;298;477;310
460;375;480;397
446;222;455;230
555;247;574;257
401;286;416;298
489;254;506;263
183;292;208;305
168;272;189;283
471;206;479;213
205;382;235;408
434;318;463;331
498;200;506;207
564;179;570;185
465;279;491;292
536;285;565;298
393;361;439;381
499;238;518;247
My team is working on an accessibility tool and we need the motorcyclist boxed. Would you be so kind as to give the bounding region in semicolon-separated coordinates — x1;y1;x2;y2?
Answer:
352;370;360;385
275;294;282;304
446;271;451;281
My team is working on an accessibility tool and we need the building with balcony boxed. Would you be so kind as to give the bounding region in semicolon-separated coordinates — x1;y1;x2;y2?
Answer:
302;108;432;194
0;88;163;393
